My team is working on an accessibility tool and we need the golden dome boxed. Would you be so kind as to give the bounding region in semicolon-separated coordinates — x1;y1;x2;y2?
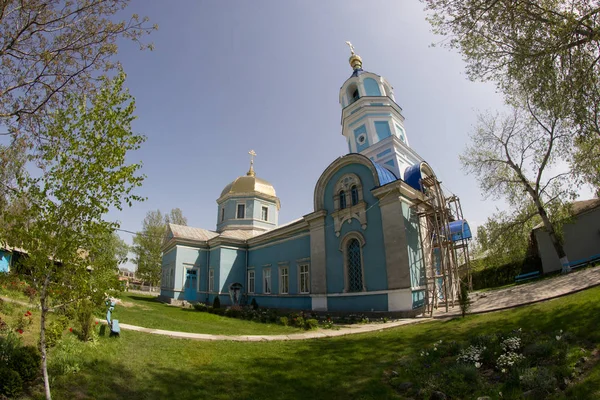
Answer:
219;175;277;198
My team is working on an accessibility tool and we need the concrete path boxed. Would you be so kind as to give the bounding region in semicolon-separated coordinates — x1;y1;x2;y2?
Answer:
112;318;428;342
433;265;600;318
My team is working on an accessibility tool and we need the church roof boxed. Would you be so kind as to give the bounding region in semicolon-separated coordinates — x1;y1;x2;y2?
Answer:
372;162;398;186
168;224;219;242
219;175;277;199
218;229;264;240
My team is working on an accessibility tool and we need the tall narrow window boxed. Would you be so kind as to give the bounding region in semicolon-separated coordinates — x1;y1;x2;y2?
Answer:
248;270;255;294
220;207;225;222
261;206;268;221
351;185;359;206
339;190;347;209
279;267;289;294
209;269;214;292
264;268;271;294
299;264;310;294
237;204;245;219
347;239;363;292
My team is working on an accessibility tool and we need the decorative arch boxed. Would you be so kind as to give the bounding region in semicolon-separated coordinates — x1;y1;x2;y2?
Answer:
313;153;382;211
346;82;360;105
333;173;364;210
339;231;366;292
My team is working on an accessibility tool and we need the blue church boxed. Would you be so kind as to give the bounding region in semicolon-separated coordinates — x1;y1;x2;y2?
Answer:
159;46;471;314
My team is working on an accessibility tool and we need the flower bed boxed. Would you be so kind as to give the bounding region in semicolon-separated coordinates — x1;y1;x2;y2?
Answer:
385;328;597;399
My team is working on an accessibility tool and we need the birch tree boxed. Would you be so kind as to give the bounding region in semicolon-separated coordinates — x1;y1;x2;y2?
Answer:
1;73;144;400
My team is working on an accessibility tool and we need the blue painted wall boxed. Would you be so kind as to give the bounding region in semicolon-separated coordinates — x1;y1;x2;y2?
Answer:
322;163;388;294
217;247;246;306
353;125;369;153
0;251;11;273
217;196;278;232
160;247;178;298
328;294;388;312
375;121;392;141
248;295;311;310
395;124;406;142
248;234;310;295
363;78;382;96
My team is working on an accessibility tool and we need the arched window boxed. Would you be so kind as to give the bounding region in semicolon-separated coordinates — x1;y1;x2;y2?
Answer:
350;185;359;206
352;89;359;102
339;190;347;209
347;239;363;292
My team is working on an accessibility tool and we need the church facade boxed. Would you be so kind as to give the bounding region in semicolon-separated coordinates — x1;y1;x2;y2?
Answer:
159;47;466;313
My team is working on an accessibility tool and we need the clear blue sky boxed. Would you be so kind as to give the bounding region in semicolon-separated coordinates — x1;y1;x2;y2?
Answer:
111;0;510;264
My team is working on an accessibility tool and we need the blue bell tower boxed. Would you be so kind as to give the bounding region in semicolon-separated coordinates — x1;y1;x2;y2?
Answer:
339;43;424;180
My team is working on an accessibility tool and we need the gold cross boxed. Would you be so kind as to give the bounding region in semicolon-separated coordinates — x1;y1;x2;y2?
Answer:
248;149;256;166
345;41;355;55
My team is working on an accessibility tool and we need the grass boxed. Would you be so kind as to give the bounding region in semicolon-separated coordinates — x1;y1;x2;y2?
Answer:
111;292;303;335
3;284;600;399
37;285;600;400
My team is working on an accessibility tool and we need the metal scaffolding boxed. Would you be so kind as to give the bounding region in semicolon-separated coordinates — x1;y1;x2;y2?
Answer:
413;176;471;316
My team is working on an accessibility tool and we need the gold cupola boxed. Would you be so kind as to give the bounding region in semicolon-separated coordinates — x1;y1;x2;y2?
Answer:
218;150;277;200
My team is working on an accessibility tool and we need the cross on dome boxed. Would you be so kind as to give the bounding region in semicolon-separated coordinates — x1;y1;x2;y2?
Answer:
247;149;257;176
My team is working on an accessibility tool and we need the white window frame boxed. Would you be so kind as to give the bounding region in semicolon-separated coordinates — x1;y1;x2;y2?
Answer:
263;268;271;294
209;268;215;292
236;203;245;219
279;266;289;294
248;270;255;294
261;206;269;221
299;264;310;294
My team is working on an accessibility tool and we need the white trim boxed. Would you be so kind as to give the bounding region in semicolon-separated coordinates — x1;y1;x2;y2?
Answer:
263;267;271;294
208;268;215;292
248;270;255;294
298;263;310;294
387;288;413;311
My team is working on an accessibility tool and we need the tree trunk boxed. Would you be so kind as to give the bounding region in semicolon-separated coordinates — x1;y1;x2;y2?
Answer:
536;200;570;273
40;277;52;400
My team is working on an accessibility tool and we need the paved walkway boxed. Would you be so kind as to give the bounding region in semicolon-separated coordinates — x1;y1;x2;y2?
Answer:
433;265;600;318
4;266;600;341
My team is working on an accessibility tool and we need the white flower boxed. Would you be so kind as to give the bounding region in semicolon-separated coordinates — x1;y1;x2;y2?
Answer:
433;347;438;351
556;335;562;341
475;362;481;368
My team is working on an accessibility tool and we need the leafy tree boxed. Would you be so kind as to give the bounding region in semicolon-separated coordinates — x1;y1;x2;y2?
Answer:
425;0;600;186
132;208;187;286
0;73;145;400
461;98;577;274
0;0;155;135
166;207;188;226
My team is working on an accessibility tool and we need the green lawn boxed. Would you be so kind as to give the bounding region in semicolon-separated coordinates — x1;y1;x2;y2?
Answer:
37;286;600;400
112;292;303;335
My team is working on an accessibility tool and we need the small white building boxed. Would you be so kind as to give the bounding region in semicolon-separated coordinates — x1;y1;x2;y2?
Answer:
534;199;600;274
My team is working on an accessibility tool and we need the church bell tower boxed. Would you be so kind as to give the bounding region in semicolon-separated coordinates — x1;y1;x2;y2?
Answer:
339;42;424;179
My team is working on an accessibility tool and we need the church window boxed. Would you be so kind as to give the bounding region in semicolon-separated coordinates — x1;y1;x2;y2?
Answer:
352;89;359;101
279;266;289;294
347;238;363;292
351;185;359;206
248;270;255;294
237;204;245;219
261;206;268;221
339;190;347;209
299;264;310;294
264;268;271;294
209;269;214;292
221;207;225;222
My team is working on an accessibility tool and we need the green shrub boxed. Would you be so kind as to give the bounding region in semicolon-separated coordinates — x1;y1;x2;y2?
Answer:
193;303;207;312
12;346;40;382
519;367;557;396
0;332;21;366
250;298;258;310
45;320;66;348
48;335;85;376
471;256;541;290
304;319;319;330
75;299;96;342
458;281;471;317
22;285;37;301
0;366;23;397
225;307;242;318
279;316;289;326
212;296;221;309
292;316;305;328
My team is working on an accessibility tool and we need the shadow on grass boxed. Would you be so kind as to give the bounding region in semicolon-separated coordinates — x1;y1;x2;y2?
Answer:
125;295;161;304
51;288;600;400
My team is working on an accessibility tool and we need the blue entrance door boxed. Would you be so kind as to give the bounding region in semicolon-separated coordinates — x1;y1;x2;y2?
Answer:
184;270;198;302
